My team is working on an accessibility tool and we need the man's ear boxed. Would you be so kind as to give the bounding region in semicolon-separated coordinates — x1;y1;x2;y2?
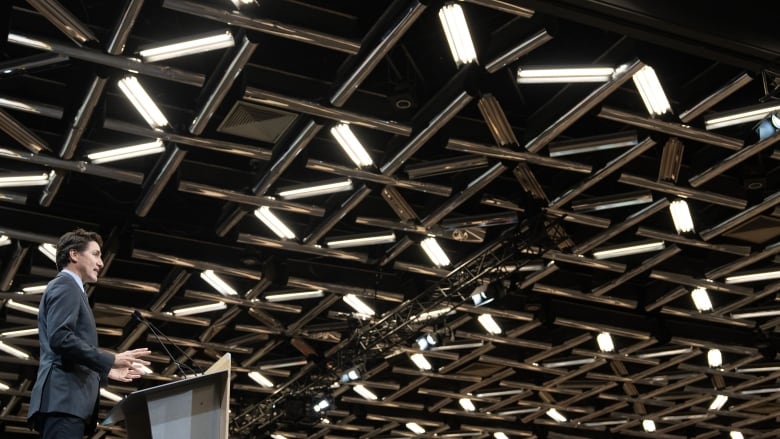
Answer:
68;248;79;264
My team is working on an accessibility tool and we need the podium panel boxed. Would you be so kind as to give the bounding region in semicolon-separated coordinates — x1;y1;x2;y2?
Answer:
103;354;231;439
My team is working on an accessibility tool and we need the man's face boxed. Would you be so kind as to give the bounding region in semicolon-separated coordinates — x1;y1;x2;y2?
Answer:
69;241;103;284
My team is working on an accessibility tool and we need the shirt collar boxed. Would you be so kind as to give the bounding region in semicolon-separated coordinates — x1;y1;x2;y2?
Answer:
61;268;86;294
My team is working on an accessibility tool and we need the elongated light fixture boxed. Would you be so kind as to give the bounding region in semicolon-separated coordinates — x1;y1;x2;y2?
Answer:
438;3;477;66
5;299;39;316
542;357;597;368
277;178;353;200
0;340;30;359
353;384;378;400
517;66;615;83
258;358;308;370
669;199;694;234
636;347;693;359
458;397;476;411
596;332;614;352
592;240;665;260
725;268;780;284
100;388;123;402
546;408;567;423
343;294;375;316
22;284;47;294
87;139;165;164
138;31;235;62
571;190;652;212
38;243;57;263
0;381;9;391
330;123;373;167
410;353;432;370
0;172;50;188
477;314;502;334
325;232;396;249
254;206;296;240
264;290;324;302
406;422;426;435
709;394;728;411
0;235;10;247
691;287;713;312
171;301;227;316
494;433;509;439
200;270;238;297
549;132;637;158
730;432;744;439
642;420;656;432
0;327;38;338
633;65;671;116
421;237;450;267
707;348;723;368
704;102;780;130
248;371;274;388
118;76;169;129
731;308;780;319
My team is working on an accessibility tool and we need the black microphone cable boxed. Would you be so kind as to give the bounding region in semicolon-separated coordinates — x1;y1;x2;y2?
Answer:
132;310;201;378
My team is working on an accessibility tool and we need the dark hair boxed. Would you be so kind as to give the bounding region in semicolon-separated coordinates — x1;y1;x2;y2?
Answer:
55;229;103;270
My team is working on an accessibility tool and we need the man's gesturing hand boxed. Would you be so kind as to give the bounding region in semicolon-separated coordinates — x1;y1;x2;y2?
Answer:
113;348;151;368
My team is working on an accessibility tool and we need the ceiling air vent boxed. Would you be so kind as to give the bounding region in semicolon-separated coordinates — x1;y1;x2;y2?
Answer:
723;215;780;244
217;101;297;143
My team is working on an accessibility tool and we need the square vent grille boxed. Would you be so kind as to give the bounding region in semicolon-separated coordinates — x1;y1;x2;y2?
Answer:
217;101;297;143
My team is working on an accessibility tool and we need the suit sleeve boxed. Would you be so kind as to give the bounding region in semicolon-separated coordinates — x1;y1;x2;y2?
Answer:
44;281;114;377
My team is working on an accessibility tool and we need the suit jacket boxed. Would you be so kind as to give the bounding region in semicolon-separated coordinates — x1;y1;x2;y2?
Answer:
28;271;115;423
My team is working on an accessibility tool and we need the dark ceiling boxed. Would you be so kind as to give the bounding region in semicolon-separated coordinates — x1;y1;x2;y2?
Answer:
2;0;780;438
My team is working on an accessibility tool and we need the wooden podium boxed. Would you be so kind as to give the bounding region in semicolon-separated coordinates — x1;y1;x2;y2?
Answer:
102;354;231;439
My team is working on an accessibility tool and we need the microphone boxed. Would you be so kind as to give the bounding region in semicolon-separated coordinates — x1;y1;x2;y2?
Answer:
132;310;202;378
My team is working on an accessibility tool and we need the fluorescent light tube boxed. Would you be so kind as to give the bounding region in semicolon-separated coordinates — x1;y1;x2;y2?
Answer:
118;76;169;129
549;132;637;157
596;332;615;352
7;33;53;51
410;353;432;370
691;287;713;312
0;172;50;188
22;284;47;294
704;102;780;130
740;387;780;395
138;31;234;62
325;232;396;249
87;139;165;164
735;365;780;373
254;206;296;240
5;299;39;316
731;308;780;319
0;327;38;338
592;240;665;260
477;314;502;335
546;408;567;423
264;290;324;302
0;235;10;247
0;381;9;391
406;422;426;434
636;347;693;358
542;357;596;368
571;190;652;212
330;123;373;167
725;268;780;284
669;199;694;234
100;388;123;402
709;394;728;411
270;435;287;439
200;270;238;296
517;66;615;83
353;384;378;400
458;397;476;411
494;433;509;439
248;371;274;388
38;243;57;263
707;348;723;368
0;340;30;359
258;358;308;369
730;432;744;439
171;301;227;316
438;3;477;66
343;294;375;316
642;420;656;432
420;237;450;267
633;65;671;116
277;178;353;200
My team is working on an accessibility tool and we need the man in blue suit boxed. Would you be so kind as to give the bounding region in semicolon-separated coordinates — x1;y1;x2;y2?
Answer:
28;229;151;438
